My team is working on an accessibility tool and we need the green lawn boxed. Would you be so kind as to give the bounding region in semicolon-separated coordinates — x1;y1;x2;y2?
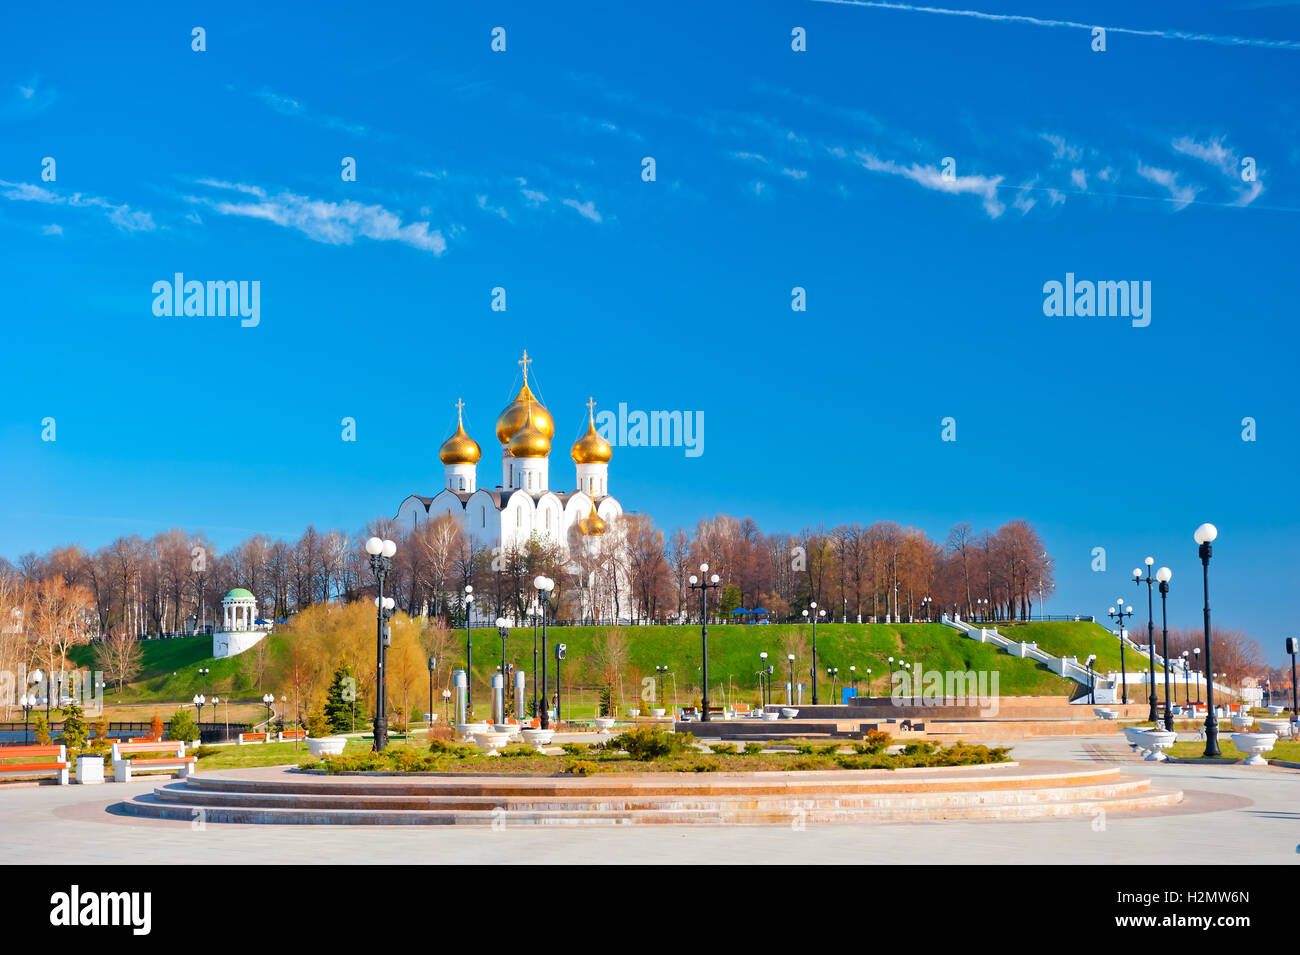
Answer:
192;738;373;770
64;621;1133;714
1170;739;1300;762
991;621;1166;675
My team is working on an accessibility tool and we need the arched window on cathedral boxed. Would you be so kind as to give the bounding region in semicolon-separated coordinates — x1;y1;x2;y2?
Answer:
546;509;551;530
516;508;521;527
480;506;486;528
458;477;465;491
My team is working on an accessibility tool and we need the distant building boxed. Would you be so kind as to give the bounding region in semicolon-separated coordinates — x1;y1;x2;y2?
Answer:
212;587;271;658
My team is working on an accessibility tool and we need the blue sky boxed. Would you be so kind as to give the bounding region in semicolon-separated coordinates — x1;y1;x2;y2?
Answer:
2;1;1298;661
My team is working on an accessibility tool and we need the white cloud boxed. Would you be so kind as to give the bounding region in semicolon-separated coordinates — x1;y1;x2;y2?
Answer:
561;198;602;223
0;179;155;232
1171;135;1262;206
252;88;368;136
41;223;63;236
855;151;1005;217
476;195;510;220
1070;169;1087;190
188;180;446;253
1136;163;1199;210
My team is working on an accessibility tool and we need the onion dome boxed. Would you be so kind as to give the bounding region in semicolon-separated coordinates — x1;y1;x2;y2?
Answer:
508;399;551;458
570;398;612;465
495;350;555;444
578;501;607;537
439;399;481;465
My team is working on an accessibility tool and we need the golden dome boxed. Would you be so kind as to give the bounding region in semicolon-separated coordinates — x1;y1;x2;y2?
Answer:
495;350;555;445
571;398;612;465
439;399;481;465
578;501;607;536
508;399;551;458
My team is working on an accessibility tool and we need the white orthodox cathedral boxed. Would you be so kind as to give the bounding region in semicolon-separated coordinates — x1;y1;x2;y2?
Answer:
395;352;626;618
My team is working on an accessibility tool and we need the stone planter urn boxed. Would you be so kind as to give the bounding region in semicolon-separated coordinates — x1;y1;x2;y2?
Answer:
1122;726;1147;751
1133;729;1176;761
1257;719;1291;739
1093;708;1118;720
594;717;616;733
1231;714;1254;731
649;708;666;718
627;709;640;718
492;723;522;739
455;722;489;742
1231;732;1277;765
1266;705;1284;716
473;731;513;753
761;710;780;721
520;728;554;751
780;708;799;719
76;754;105;785
306;736;347;756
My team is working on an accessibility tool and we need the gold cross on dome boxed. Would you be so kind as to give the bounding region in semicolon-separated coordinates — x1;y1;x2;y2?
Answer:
518;349;531;382
455;397;465;422
586;396;597;419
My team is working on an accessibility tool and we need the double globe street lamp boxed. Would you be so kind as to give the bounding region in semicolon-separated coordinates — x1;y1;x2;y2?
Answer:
688;564;721;722
802;602;826;704
1107;601;1135;704
1194;523;1220;757
1156;566;1174;731
1133;557;1160;722
364;535;397;751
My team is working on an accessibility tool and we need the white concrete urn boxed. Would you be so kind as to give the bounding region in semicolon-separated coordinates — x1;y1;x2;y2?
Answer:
1231;732;1277;766
473;731;513;753
306;736;347;756
1093;707;1118;720
1257;719;1292;739
627;709;640;718
761;710;780;721
780;708;799;719
1133;729;1176;761
594;717;616;733
492;723;522;739
1231;714;1254;731
1122;726;1148;751
520;728;554;751
75;754;105;785
1265;705;1284;716
649;708;666;718
455;722;490;742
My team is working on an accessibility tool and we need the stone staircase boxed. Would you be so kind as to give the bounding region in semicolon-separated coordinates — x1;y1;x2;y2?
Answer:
113;762;1182;826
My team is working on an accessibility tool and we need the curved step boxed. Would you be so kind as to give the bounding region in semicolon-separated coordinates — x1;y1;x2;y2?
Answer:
117;787;1183;826
148;776;1154;813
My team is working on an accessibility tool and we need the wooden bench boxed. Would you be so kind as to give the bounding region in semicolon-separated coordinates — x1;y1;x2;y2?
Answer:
111;740;195;782
0;744;69;785
277;730;306;743
127;736;159;743
238;732;268;745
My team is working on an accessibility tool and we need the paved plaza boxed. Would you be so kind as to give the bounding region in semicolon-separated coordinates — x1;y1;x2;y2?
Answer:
0;735;1295;865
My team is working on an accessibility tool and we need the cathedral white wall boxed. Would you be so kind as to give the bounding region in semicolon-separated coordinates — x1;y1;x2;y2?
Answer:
575;462;609;497
513;456;548;492
396;495;429;532
445;463;476;493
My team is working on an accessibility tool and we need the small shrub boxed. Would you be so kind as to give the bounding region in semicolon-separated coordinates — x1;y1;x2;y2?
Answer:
33;713;51;746
817;743;840;756
149;711;164;741
428;738;476;758
190;745;219;759
565;760;601;776
168;708;198;742
560;742;589;756
793;743;815;755
853;730;892;755
791;757;831;771
306;711;331;739
611;726;694;761
742;742;764;755
498;744;536;759
708;743;738;755
685;759;720;772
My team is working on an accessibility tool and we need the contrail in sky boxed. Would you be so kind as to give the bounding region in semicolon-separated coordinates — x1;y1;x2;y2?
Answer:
810;0;1300;51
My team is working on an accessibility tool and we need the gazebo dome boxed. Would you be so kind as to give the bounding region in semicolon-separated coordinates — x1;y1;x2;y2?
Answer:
224;588;255;601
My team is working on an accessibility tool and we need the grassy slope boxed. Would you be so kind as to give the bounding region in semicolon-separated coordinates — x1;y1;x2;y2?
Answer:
989;621;1166;675
67;622;1145;707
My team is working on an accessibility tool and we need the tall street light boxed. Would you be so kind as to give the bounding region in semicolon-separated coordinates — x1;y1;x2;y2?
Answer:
495;617;510;715
801;602;826;704
1107;602;1134;704
365;535;397;752
688;564;721;721
1156;566;1174;730
1133;558;1159;722
463;584;474;716
20;692;36;744
533;576;555;728
1194;523;1220;757
192;693;205;736
759;652;769;706
262;692;274;730
426;656;436;727
786;653;795;705
655;664;670;711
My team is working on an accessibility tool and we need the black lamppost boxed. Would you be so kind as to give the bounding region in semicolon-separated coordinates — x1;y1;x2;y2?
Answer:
655;665;670;711
1194;523;1220;757
1156;566;1174;730
532;602;541;718
197;666;210;701
827;667;840;702
888;656;896;700
1287;637;1299;722
849;664;857;696
1180;652;1190;705
801;602;826;704
495;617;510;710
921;596;932;622
1085;654;1096;704
192;693;205;735
865;667;872;699
462;584;475;716
262;692;274;730
905;661;916;706
786;654;796;705
533;575;555;728
365;535;397;752
688;563;721;722
759;652;770;706
1133;558;1159;722
1107;602;1134;704
20;691;36;744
